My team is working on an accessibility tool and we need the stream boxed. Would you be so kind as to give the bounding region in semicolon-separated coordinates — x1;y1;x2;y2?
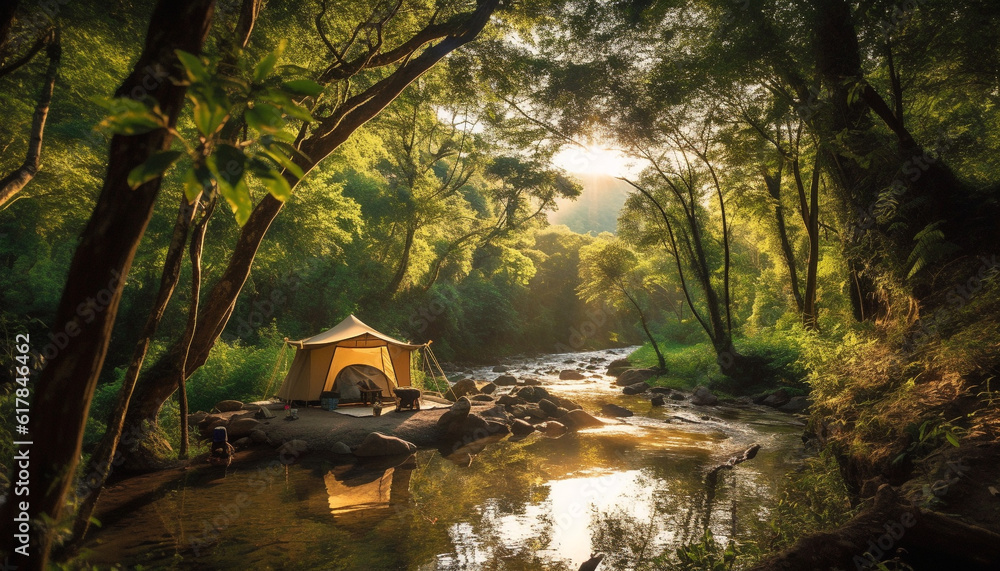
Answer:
81;347;808;570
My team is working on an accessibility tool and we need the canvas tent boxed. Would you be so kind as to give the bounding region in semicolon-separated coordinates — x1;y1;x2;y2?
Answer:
277;315;425;403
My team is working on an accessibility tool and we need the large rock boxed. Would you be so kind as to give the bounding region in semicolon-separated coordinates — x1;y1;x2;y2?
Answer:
437;397;472;429
215;400;244;412
650;395;665;406
480;404;512;424
448;378;480;400
606;358;632;376
492;365;510;373
522;378;542;386
494;375;518;386
471;394;495;402
354;432;417;457
557;397;583;411
778;395;810;413
480;382;498;395
559;370;586;380
623;382;650;395
515;385;551;403
524;407;548;421
564;409;603;429
615;368;658;386
539;421;568;437
762;389;791;408
188;411;209;427
249;429;269;444
691;386;718;406
227;417;260;438
234;437;252;448
601;403;634;417
331;441;352;455
511;419;535;436
538;398;561;417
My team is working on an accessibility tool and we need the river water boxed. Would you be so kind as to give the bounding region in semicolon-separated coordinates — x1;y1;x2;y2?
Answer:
82;347;808;570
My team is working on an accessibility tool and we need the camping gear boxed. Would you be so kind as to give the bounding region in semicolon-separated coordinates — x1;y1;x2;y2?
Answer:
321;391;340;411
276;314;446;403
209;427;234;467
393;388;421;412
373;402;383;417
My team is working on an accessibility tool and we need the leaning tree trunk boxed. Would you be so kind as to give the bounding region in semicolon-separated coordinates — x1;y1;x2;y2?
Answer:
0;1;215;567
0;29;59;209
118;0;502;471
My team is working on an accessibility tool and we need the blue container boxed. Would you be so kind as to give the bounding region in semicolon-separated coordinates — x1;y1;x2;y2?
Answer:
212;426;228;443
321;398;339;411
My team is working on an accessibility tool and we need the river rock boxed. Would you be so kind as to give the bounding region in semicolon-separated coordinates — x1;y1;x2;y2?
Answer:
623;381;650;395
448;379;480;400
509;405;530;419
522;378;542;386
471;394;495;402
480;382;497;394
651;395;665;406
188;411;208;427
539;421;568;437
492;365;510;373
234;437;252;448
516;385;551;403
554;406;569;417
564;409;603;429
511;419;535;436
215;400;244;412
778;396;810;413
524;407;548;421
669;391;685;400
497;394;523;406
480;404;512;423
617;368;658;386
437;397;472;432
606;358;632;376
601;403;634;417
354;432;417;457
559;369;586;380
249;429;268;444
558;397;583;411
762;389;791;408
494;375;518;386
691;386;718;406
227;417;260;438
538;398;561;417
331;441;352;455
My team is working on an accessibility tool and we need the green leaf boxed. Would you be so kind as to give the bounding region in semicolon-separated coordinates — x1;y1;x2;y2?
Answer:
175;50;208;82
258;169;293;201
94;97;165;135
260;89;314;122
190;87;230;137
945;432;960;447
220;177;253;226
281;79;323;97
183;164;213;202
260;148;304;179
209;144;248;193
253;39;286;82
127;150;183;189
245;103;283;134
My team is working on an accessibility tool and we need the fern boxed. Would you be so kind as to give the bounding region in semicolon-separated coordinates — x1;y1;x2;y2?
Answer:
905;220;959;279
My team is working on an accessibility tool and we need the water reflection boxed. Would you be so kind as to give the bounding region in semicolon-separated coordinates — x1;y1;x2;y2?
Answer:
82;348;806;570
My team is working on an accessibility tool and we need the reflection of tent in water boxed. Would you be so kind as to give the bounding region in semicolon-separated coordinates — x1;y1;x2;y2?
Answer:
324;456;415;516
274;314;447;403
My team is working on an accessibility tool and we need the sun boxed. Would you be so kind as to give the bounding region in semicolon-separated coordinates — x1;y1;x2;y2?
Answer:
552;143;637;178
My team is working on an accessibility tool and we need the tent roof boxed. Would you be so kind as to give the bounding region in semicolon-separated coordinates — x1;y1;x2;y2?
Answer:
291;314;424;350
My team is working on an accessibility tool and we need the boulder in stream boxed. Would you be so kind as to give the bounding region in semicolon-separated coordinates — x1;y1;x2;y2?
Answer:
623;381;650;395
354;432;417;457
601;403;634;417
559;370;586;380
615;368;657;386
691;386;718;406
494;375;518;386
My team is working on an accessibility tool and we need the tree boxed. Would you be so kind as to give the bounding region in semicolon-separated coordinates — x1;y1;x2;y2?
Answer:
119;0;503;470
578;237;666;370
0;1;216;566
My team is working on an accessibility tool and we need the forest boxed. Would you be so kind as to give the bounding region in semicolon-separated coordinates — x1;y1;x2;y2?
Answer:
1;0;999;569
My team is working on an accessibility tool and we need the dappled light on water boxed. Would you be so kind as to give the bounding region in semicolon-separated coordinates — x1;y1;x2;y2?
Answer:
82;348;806;570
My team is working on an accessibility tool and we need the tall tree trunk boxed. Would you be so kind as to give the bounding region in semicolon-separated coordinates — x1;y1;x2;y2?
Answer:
177;195;217;458
0;2;215;567
119;0;502;470
382;221;418;297
0;29;59;208
763;169;805;314
60;197;197;554
791;153;821;330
